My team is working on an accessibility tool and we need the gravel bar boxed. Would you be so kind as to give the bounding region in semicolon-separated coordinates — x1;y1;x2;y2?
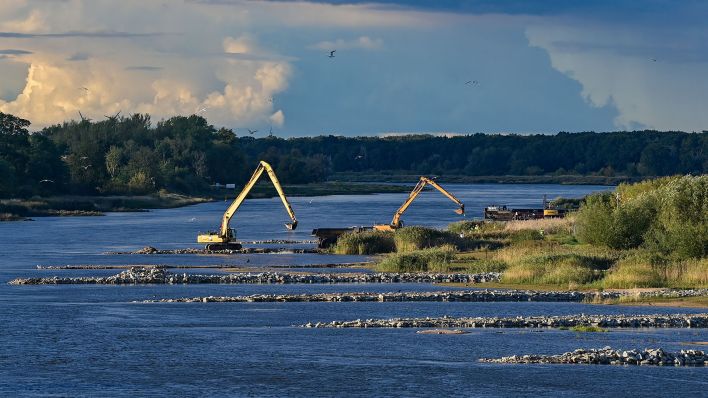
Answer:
480;347;707;366
301;313;708;328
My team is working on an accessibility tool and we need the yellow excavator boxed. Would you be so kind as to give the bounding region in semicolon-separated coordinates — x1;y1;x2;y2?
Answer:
373;176;464;231
197;160;298;250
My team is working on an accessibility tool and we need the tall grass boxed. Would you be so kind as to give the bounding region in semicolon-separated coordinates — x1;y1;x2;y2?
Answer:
600;252;708;288
375;245;457;272
501;253;604;285
333;230;395;255
504;217;575;235
393;226;463;252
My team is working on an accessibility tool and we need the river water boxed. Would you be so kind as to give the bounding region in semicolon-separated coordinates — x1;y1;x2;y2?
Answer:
1;184;706;397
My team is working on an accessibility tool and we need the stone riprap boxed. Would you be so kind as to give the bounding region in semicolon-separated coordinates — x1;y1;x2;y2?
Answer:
106;246;320;255
479;347;707;366
142;289;625;303
8;267;501;285
302;313;708;329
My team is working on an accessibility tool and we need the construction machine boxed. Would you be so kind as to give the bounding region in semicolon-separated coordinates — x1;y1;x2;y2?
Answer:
197;160;298;250
373;176;464;231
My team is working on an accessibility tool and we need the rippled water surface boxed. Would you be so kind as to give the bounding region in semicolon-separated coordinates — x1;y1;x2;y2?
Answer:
1;184;706;397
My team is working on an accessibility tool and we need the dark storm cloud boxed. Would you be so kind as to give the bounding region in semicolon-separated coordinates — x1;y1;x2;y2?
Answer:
67;52;90;61
0;31;167;39
0;49;32;55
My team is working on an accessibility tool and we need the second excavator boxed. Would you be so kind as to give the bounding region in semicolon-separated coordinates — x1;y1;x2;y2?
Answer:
197;160;297;250
373;176;464;231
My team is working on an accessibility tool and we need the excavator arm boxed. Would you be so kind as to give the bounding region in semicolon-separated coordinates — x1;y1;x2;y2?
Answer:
198;160;297;250
377;176;464;230
218;160;298;237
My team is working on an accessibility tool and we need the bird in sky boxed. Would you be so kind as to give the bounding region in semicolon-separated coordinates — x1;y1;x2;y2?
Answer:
247;129;257;135
465;80;479;85
81;165;91;170
196;107;207;114
39;179;54;183
79;87;89;91
355;155;364;160
650;58;657;62
329;50;336;58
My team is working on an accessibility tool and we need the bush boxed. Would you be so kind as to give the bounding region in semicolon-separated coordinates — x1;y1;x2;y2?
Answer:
376;246;457;272
509;229;544;243
576;175;707;258
394;226;464;252
333;230;395;255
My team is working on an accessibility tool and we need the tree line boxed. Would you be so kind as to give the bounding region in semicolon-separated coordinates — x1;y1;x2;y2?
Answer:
0;111;706;197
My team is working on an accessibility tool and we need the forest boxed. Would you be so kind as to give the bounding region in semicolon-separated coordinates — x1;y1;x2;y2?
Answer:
1;111;706;197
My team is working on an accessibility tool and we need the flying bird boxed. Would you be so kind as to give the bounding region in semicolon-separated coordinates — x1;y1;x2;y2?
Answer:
39;179;54;183
329;50;336;58
81;165;91;170
465;80;479;85
79;87;89;92
247;129;257;135
196;107;208;114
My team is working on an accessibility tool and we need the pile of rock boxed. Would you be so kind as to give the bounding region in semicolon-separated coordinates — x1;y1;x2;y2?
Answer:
479;347;707;366
302;313;708;328
8;267;501;285
106;246;320;255
142;289;623;303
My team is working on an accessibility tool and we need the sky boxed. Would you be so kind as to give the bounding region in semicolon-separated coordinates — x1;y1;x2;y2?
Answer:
0;0;707;135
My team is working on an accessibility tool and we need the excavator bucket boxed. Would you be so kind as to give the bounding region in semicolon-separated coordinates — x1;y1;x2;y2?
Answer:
285;221;298;230
455;204;465;215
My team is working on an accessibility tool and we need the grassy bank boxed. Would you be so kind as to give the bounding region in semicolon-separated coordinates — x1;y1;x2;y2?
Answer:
0;192;210;220
351;176;707;290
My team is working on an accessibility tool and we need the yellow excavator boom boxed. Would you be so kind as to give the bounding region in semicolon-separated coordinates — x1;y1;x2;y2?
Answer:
198;160;297;249
374;176;464;230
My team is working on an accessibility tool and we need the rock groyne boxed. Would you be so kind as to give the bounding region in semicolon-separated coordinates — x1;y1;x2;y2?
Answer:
9;267;501;285
480;347;707;366
302;313;708;329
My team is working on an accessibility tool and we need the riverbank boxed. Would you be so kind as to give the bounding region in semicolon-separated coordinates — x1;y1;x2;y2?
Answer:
331;172;642;186
0;182;412;221
0;192;210;220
